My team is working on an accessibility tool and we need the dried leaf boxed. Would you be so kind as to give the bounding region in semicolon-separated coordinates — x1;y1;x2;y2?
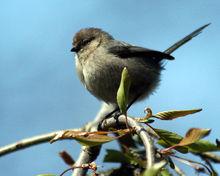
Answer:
117;67;131;114
153;109;202;120
156;128;220;153
159;128;211;154
178;128;211;146
50;131;88;143
51;130;130;147
142;161;166;176
59;151;75;166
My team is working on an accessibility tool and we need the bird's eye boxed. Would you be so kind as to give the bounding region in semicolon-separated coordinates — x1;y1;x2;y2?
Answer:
73;37;95;52
81;37;95;46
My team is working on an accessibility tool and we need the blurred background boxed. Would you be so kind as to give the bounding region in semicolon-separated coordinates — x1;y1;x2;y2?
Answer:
0;0;219;175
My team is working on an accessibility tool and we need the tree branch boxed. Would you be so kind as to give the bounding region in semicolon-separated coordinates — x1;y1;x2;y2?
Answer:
0;131;57;157
100;115;155;168
71;146;101;176
0;128;82;157
0;108;155;176
72;103;115;176
72;114;155;175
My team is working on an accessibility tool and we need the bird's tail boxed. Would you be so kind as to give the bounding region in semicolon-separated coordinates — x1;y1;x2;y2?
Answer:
164;23;211;54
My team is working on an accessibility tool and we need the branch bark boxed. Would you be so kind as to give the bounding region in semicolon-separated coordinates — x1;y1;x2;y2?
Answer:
0;128;82;157
0;131;57;157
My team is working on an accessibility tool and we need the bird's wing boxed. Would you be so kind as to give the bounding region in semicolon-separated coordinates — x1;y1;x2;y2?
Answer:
108;43;174;62
108;23;210;62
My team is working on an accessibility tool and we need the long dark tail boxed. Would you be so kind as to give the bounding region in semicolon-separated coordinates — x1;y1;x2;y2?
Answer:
164;23;210;54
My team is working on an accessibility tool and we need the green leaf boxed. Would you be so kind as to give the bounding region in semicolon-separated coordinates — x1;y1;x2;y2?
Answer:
155;128;188;153
117;67;131;114
104;149;146;167
160;168;173;176
188;139;220;153
153;109;202;120
155;129;183;144
74;134;115;147
155;128;219;153
142;161;166;176
137;118;155;124
104;149;131;164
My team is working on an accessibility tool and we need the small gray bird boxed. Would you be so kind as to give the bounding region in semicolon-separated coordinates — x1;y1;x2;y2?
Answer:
71;24;209;114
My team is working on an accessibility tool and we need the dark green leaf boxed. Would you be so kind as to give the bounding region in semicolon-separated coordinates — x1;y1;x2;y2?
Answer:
188;140;220;153
154;129;183;144
167;157;175;169
104;149;131;164
104;149;146;167
216;139;220;147
146;119;155;124
154;129;188;153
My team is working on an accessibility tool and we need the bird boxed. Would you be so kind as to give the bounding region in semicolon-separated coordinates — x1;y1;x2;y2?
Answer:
71;24;210;118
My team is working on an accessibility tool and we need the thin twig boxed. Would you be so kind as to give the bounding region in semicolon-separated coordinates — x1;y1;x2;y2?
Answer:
197;152;220;163
173;163;186;176
171;155;212;175
61;162;97;176
60;167;73;176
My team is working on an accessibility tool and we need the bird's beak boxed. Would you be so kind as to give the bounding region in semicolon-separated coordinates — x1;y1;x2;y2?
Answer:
70;47;76;52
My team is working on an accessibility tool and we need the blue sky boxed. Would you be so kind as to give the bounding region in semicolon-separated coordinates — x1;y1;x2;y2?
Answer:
0;0;220;175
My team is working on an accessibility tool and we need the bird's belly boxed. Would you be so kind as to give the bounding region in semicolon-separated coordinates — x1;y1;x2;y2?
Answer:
82;57;161;105
83;62;120;104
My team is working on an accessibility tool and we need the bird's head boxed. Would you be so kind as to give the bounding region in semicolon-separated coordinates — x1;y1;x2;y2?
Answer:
71;27;113;53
